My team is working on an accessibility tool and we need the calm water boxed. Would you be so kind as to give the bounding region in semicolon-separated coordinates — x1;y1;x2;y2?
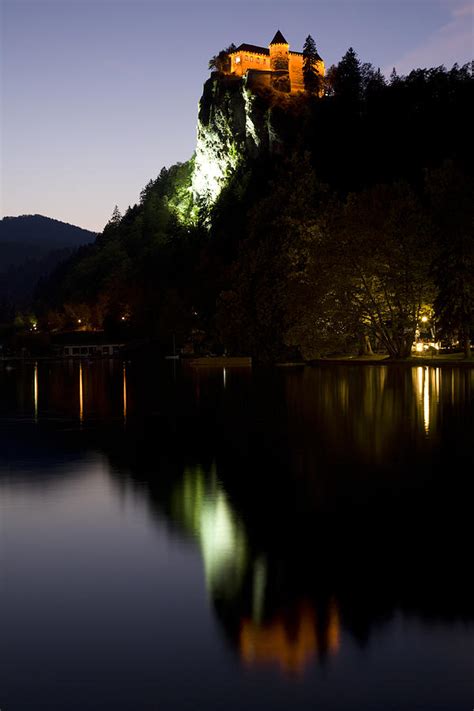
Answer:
0;360;473;711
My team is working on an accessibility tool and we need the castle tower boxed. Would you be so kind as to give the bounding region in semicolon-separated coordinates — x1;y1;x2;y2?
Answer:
269;30;290;92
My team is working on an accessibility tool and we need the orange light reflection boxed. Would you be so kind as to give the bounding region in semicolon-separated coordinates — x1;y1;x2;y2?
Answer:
240;600;340;675
79;363;84;423
123;363;127;423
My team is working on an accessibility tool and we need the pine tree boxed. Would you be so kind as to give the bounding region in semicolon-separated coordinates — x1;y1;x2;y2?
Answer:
389;67;400;85
302;35;321;94
100;205;122;241
361;63;386;98
332;47;362;101
110;205;122;225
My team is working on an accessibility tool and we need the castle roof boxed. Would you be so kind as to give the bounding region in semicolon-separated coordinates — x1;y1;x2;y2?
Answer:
232;42;304;57
233;43;270;56
270;30;288;45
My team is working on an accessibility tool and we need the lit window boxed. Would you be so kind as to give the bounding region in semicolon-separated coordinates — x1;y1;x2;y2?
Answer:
235;56;241;63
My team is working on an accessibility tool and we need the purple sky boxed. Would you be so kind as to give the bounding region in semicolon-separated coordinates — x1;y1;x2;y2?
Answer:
1;0;473;232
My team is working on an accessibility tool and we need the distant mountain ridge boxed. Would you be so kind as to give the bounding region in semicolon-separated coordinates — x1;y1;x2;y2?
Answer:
0;214;96;306
1;214;96;264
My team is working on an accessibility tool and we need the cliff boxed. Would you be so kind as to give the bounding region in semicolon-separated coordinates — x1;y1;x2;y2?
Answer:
191;74;282;212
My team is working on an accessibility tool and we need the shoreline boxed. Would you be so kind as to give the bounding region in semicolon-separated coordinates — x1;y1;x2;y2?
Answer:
277;355;474;368
1;354;473;368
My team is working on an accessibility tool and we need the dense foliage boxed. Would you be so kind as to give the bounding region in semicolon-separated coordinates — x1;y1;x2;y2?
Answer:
34;53;473;360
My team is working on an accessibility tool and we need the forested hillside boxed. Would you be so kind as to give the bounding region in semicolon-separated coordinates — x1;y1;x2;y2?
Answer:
34;53;474;360
0;215;95;311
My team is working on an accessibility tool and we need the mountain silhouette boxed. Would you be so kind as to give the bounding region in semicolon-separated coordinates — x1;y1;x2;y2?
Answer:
0;214;96;305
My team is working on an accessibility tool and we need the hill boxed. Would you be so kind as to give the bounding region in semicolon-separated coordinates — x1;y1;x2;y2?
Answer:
0;214;96;266
0;215;96;306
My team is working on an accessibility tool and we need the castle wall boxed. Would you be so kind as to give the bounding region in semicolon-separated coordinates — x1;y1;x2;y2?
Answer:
289;55;325;93
289;54;304;93
231;52;271;78
269;45;289;72
246;70;273;91
270;44;290;92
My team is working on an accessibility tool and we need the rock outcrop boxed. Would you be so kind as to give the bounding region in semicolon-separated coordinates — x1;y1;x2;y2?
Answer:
191;73;281;212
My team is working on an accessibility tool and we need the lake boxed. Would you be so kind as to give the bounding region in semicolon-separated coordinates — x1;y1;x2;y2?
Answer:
0;360;473;710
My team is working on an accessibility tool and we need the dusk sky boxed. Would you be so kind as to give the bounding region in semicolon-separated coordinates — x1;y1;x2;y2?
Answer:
2;0;473;232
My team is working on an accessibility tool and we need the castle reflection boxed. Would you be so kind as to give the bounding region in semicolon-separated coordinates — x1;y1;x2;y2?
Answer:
168;465;342;675
239;600;340;675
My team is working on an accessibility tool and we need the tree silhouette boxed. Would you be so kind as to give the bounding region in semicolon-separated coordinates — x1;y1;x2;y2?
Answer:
332;47;362;101
110;205;122;225
302;35;321;94
208;44;236;73
430;165;474;358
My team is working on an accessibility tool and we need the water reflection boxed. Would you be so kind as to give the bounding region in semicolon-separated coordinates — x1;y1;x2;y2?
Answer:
79;361;84;423
1;360;474;695
6;361;474;444
157;464;343;676
170;465;248;601
413;366;439;435
33;361;38;422
123;363;127;423
158;459;474;679
240;600;341;675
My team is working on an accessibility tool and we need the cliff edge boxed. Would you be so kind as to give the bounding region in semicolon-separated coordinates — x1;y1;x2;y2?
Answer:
191;74;282;212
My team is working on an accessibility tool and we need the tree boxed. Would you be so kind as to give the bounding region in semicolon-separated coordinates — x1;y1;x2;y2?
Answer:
389;67;400;85
100;205;122;241
331;47;362;101
208;44;236;74
302;35;322;94
110;205;122;225
429;164;474;358
341;184;435;359
360;63;386;98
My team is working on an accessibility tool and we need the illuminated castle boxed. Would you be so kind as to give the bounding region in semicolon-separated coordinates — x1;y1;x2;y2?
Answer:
227;30;324;93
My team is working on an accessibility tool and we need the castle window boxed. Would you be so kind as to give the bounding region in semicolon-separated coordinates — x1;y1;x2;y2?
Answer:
235;56;241;63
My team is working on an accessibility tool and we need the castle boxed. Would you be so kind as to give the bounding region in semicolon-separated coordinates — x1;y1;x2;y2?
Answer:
227;30;324;94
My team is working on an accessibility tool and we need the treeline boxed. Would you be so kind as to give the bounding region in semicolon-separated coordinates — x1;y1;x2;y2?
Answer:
35;54;473;360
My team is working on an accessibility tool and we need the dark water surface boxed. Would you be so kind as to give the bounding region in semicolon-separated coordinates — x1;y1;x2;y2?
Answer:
0;360;473;711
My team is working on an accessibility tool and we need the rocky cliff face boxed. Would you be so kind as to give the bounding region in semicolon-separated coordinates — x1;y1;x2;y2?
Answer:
191;74;280;212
